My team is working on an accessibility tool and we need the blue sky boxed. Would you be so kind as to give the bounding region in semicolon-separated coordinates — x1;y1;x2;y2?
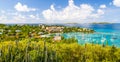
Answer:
0;0;120;23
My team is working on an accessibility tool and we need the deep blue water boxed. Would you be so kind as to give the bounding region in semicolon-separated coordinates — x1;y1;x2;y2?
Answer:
62;23;120;47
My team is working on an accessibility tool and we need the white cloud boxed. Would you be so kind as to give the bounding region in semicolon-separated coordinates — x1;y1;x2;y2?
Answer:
100;5;107;9
42;0;105;23
0;11;43;23
90;9;104;18
0;15;7;21
29;14;41;20
29;15;36;18
0;10;5;14
14;2;36;12
113;0;120;7
97;9;104;15
0;13;26;23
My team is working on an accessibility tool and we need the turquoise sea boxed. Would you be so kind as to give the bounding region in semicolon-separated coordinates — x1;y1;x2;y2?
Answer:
62;23;120;47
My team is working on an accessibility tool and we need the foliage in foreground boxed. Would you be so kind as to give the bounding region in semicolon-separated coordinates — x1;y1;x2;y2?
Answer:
0;39;120;62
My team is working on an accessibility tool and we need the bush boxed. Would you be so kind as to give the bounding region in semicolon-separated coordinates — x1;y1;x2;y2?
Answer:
0;40;120;62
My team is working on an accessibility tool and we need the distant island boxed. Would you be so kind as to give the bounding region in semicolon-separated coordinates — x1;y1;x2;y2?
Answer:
65;22;111;24
92;22;111;24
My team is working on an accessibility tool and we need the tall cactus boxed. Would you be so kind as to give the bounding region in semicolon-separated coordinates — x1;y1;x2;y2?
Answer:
25;41;30;62
0;49;1;56
44;40;48;62
10;46;13;62
1;45;5;62
6;44;13;62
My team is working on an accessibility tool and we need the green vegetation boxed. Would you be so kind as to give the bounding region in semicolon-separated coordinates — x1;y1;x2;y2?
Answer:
0;24;94;41
63;27;94;33
0;39;120;62
0;24;118;62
